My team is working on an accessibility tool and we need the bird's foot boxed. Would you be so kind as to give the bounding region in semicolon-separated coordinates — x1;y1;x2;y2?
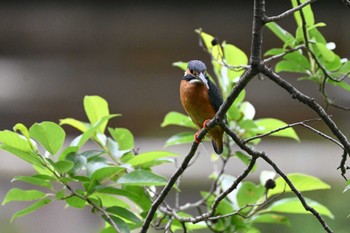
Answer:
194;131;201;144
194;119;211;143
203;119;211;129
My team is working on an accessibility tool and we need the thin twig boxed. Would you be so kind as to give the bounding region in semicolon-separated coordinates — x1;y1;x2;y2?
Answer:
263;45;305;63
140;128;207;233
259;153;333;233
262;66;350;178
65;185;121;232
177;157;229;211
245;117;344;149
264;0;317;23
223;121;334;233
159;155;257;224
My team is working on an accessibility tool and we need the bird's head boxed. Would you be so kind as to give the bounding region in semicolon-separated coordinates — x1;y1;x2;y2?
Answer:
184;60;209;89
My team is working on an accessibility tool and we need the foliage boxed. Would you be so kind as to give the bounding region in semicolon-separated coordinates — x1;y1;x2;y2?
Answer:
1;95;179;233
1;0;350;233
265;0;350;103
159;26;333;232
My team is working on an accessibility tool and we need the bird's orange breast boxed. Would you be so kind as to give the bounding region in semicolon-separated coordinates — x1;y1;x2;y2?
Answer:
180;80;216;128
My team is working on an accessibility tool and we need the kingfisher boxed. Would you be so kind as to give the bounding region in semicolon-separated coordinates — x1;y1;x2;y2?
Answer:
180;60;224;154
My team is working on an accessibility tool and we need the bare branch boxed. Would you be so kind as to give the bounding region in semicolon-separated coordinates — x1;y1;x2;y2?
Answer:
140;128;207;233
158;154;257;224
259;153;333;233
177;157;229;212
263;45;305;63
65;185;121;232
245;117;344;149
222;121;334;232
262;66;350;178
264;0;317;23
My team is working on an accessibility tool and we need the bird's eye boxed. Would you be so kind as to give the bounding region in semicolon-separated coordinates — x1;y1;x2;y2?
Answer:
190;69;194;74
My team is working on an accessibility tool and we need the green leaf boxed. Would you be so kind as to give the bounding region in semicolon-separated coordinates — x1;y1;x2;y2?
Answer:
275;60;308;73
328;79;350;92
98;186;151;211
219;174;237;205
161;111;197;129
164;132;195;147
266;197;334;219
264;48;285;57
54;160;74;174
91;166;125;183
227;104;242;121
284;51;310;70
84;95;117;133
12;176;53;189
268;173;330;197
60;118;89;132
65;154;87;176
0;130;32;152
102;215;130;233
255;118;299;141
73;115;118;147
1;144;41;165
251;214;290;226
65;195;86;209
29;122;66;155
202;191;234;215
127;151;178;167
266;22;295;43
235;152;257;172
196;29;223;61
309;27;327;44
86;158;109;177
138;158;174;169
343;179;350;193
13;123;31;140
106;206;142;225
108;128;134;150
117;170;168;186
291;0;315;27
237;182;265;208
58;146;79;161
92;193;130;208
172;61;188;71
240;101;256;120
339;61;350;73
315;43;336;63
2;188;46;205
222;43;248;82
10;199;51;222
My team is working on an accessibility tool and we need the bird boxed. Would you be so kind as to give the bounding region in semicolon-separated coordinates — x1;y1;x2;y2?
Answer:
180;60;224;154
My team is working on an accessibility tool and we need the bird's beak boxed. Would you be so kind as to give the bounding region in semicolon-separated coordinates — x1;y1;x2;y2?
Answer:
197;72;209;89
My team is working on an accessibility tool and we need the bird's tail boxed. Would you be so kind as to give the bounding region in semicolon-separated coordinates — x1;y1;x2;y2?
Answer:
211;138;223;155
212;140;223;154
208;126;224;154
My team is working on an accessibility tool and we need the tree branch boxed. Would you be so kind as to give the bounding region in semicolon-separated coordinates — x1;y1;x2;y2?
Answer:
259;153;333;232
245;117;344;149
140;130;206;233
263;45;305;63
264;0;317;23
262;66;350;178
222;121;334;233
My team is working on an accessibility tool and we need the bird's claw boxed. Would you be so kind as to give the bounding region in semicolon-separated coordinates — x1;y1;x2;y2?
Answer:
194;131;201;144
203;119;211;129
194;119;211;143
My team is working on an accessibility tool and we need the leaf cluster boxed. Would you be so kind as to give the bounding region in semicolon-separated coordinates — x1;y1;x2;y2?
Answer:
1;95;179;233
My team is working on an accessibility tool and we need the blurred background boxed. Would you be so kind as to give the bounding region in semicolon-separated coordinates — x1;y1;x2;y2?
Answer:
0;0;349;232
